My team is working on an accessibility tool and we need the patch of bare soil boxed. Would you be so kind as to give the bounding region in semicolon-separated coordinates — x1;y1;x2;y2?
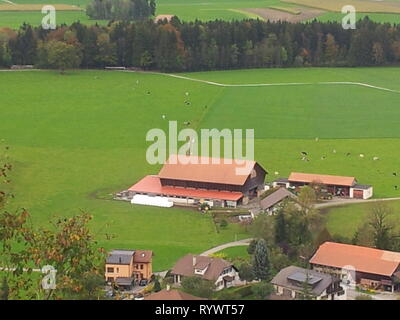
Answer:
244;7;325;23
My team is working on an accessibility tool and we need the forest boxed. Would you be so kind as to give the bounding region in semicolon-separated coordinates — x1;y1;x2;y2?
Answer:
0;17;400;72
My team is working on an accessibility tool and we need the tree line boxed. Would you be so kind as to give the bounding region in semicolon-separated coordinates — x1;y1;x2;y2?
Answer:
1;17;400;72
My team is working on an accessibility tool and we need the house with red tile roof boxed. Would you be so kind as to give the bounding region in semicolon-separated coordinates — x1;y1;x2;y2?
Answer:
310;242;400;292
123;155;267;208
273;172;373;199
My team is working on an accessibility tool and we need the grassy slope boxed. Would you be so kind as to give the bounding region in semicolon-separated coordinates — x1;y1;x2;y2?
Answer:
1;67;400;269
182;68;400;198
325;200;400;238
0;70;245;271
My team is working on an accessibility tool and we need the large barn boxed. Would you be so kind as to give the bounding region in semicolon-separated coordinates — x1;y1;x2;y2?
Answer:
273;172;373;199
125;155;267;208
310;242;400;292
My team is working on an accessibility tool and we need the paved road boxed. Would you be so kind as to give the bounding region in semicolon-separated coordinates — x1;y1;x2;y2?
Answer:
343;285;400;300
315;197;400;209
199;238;253;256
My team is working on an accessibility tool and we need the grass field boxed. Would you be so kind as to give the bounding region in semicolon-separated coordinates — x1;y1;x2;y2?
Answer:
216;246;250;261
1;67;400;270
0;3;81;10
315;12;400;24
1;0;400;29
325;200;400;238
282;0;400;13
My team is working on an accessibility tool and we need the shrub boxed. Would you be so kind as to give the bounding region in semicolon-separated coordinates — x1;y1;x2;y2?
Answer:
234;285;254;298
219;219;228;228
355;294;373;300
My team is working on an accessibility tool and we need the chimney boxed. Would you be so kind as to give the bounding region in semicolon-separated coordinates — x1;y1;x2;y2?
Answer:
166;285;171;291
192;255;197;267
119;257;122;263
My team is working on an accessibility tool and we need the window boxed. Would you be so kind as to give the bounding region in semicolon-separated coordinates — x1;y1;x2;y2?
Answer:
140;264;144;270
107;267;114;273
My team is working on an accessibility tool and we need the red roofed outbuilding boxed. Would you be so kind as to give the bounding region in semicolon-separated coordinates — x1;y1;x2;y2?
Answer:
273;172;373;199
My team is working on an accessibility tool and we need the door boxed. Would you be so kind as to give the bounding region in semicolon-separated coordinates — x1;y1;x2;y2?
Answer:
353;190;364;199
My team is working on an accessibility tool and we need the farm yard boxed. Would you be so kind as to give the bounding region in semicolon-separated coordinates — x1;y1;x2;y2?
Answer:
1;0;400;29
1;67;400;270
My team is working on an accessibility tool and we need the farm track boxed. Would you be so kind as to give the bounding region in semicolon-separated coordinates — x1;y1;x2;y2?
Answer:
152;72;400;94
3;69;400;95
315;197;400;209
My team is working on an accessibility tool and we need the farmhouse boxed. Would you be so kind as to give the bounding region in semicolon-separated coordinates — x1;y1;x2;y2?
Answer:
126;155;267;208
171;254;241;291
273;172;373;199
310;242;400;292
105;249;153;289
271;266;345;300
260;187;297;214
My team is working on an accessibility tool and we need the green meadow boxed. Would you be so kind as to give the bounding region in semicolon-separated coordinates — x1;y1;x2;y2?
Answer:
1;0;400;29
1;67;400;269
325;200;400;238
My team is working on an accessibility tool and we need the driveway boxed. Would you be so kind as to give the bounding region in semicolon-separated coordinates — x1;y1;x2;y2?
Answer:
199;238;253;256
344;285;400;300
315;197;400;210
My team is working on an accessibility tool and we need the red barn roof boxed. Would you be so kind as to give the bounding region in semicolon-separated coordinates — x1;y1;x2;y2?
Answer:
289;172;356;187
310;242;400;277
129;175;243;201
158;155;257;186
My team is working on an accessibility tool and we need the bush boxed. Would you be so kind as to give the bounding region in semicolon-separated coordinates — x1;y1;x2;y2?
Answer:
209;252;228;260
251;282;274;300
234;285;254;298
181;277;214;299
219;219;228;228
355;294;373;300
217;290;240;300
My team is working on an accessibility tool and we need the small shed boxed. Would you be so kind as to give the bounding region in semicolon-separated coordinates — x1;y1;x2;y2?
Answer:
350;184;373;199
260;188;297;214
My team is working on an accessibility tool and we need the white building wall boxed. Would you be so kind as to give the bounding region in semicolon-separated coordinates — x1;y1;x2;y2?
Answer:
214;270;239;291
363;187;373;199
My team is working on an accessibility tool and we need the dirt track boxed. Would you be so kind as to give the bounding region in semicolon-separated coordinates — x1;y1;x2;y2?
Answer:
243;7;325;23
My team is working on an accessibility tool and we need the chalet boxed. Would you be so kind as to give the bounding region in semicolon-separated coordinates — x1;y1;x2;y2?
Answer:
126;155;267;208
271;266;345;300
105;249;153;289
260;187;297;214
310;242;400;292
171;254;241;291
273;172;373;199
